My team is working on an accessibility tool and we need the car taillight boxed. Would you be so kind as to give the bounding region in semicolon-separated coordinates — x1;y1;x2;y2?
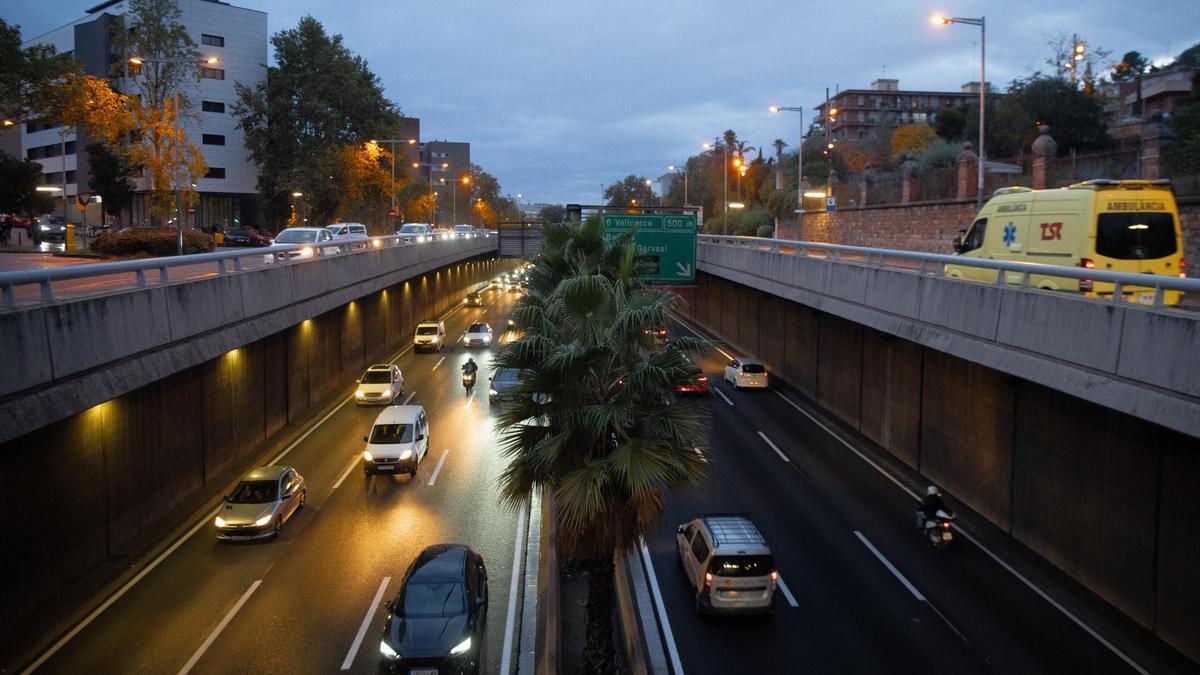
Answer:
770;570;778;582
697;376;708;382
941;521;951;530
703;571;713;592
1079;258;1094;292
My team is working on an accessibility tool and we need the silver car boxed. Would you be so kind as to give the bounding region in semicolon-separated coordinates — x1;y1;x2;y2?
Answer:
214;466;306;540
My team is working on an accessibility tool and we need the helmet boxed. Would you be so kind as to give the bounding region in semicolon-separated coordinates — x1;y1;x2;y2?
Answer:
926;485;939;496
467;357;475;362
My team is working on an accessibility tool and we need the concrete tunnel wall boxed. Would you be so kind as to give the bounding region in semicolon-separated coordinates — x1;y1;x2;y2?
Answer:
673;272;1200;664
0;256;518;640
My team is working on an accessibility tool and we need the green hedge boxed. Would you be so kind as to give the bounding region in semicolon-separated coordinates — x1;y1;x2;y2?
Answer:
91;228;215;257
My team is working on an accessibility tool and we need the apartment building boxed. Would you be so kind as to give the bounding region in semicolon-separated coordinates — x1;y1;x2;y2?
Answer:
422;140;471;225
812;79;990;142
20;0;267;228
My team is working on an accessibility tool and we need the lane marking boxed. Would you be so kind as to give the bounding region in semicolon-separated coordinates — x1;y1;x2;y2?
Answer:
331;454;360;492
499;498;528;675
401;391;416;405
177;579;262;675
427;449;449;486
431;356;446;371
638;537;685;675
854;531;925;601
713;386;735;407
757;431;791;463
341;576;391;670
775;574;800;607
669;314;733;360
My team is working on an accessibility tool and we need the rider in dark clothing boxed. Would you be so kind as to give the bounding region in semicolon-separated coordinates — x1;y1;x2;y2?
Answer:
919;486;948;525
461;358;478;376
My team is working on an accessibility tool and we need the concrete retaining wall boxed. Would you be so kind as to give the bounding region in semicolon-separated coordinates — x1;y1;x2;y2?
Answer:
0;255;515;640
676;269;1200;663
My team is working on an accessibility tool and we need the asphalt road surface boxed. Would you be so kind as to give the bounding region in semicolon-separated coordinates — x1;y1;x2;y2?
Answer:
23;285;526;674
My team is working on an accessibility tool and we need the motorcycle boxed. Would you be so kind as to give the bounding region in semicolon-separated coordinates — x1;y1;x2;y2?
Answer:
462;370;477;395
918;508;956;550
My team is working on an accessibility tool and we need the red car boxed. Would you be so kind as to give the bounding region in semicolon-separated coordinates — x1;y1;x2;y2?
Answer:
675;363;710;396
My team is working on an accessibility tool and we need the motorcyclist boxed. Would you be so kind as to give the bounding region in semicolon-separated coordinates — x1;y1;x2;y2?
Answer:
461;358;478;379
917;485;948;528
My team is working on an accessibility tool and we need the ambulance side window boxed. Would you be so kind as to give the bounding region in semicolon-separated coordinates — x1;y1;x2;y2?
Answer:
963;219;987;252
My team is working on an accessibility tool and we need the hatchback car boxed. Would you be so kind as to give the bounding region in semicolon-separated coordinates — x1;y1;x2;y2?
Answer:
356;364;405;405
724;358;769;389
263;227;338;262
214;466;306;540
677;514;777;615
379;544;488;673
33;215;66;242
463;322;492;347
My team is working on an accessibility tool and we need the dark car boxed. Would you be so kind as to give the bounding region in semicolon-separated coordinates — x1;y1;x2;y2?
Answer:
643;326;669;348
244;227;272;246
379;544;488;674
222;227;252;246
675;361;710;396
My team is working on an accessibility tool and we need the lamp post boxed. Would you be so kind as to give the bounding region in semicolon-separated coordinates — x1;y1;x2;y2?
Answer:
769;106;804;222
367;138;417;224
129;54;219;255
703;142;730;233
932;13;986;207
411;160;449;224
668;164;688;206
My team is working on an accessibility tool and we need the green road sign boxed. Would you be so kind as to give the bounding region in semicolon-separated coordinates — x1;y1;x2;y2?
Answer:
602;213;697;282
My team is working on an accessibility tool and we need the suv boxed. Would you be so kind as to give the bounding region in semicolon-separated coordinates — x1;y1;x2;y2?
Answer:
413;319;446;352
676;514;777;615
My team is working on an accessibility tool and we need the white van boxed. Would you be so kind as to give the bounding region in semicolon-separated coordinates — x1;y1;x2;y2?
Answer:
362;405;429;477
413;319;446;352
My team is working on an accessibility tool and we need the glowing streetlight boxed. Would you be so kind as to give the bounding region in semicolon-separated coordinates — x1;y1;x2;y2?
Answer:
931;12;987;207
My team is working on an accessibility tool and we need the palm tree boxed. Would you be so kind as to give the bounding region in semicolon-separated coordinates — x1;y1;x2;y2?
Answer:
773;138;788;190
493;216;707;673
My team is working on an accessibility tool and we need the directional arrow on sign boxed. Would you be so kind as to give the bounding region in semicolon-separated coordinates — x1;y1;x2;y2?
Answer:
675;262;693;277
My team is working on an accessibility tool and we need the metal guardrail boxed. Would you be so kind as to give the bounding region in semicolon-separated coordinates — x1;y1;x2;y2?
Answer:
0;231;494;308
699;234;1199;308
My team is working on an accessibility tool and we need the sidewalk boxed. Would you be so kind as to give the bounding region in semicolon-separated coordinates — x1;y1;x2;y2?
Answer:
0;231;100;258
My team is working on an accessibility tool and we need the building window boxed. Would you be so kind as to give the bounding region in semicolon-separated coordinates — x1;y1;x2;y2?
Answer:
44;144;61;158
205;167;226;179
66;170;77;183
202;134;225;145
201;100;225;113
26;147;41;160
200;67;224;80
201;34;224;47
64;140;76;155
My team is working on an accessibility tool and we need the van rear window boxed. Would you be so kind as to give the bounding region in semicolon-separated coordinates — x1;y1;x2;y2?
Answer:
1095;213;1177;260
709;555;774;578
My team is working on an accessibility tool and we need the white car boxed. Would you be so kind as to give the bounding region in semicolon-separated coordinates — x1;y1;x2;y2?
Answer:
355;364;404;406
432;227;452;241
452;224;475;239
263;227;338;262
463;322;493;347
724;357;769;389
414;319;446;352
326;222;369;243
397;223;432;243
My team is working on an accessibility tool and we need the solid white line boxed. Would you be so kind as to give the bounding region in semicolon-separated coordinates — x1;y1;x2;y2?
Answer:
401;391;416;405
431;356;446;371
332;454;360;492
757;431;791;463
177;579;262;675
854;531;925;602
499;499;528;675
427;448;449;486
713;386;735;407
669;314;733;360
775;575;800;607
638;537;685;675
340;576;391;670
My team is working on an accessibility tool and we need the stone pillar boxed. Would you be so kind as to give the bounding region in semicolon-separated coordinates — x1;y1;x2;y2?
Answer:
1141;121;1173;181
901;160;919;204
1031;125;1057;189
957;141;978;201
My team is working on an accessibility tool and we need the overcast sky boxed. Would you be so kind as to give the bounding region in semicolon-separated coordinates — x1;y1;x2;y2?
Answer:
6;0;1199;205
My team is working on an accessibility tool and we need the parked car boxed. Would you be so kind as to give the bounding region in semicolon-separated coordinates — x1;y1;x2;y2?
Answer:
413;319;446;352
263;227;338;262
378;543;488;673
213;466;306;540
363;405;429;477
463;322;493;347
356;364;405;405
724;357;769;389
221;227;257;247
397;223;433;243
244;227;272;247
676;514;777;615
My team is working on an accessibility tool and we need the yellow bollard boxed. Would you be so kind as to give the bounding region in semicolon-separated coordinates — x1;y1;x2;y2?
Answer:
214;230;224;245
66;223;75;251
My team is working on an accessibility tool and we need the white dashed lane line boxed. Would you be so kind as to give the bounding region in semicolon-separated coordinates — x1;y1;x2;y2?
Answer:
713;386;735;406
757;431;791;463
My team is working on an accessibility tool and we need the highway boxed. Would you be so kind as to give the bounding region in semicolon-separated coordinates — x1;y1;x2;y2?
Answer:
640;314;1157;675
22;285;527;674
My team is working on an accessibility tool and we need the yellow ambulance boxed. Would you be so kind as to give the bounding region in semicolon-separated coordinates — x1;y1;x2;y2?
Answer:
944;180;1186;305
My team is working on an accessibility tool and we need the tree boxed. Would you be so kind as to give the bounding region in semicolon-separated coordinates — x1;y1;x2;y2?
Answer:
988;73;1111;156
233;16;402;227
1111;50;1150;81
0;150;47;215
890;124;938;160
86;142;138;221
1175;42;1200;69
934;105;967;140
603;175;654;207
772;139;787;190
494;216;706;673
0;18;78;122
538;204;566;224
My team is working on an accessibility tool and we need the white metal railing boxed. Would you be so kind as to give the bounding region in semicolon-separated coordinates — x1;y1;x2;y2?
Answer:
0;231;494;309
699;234;1199;308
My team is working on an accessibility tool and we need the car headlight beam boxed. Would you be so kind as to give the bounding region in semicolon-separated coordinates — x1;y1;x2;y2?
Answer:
254;515;272;527
214;516;227;527
399;449;412;460
380;640;399;659
449;636;472;655
363;450;374;462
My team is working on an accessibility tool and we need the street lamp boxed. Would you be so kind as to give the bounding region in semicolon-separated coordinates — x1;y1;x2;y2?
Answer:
769;106;805;222
668;164;688;206
932;13;986;207
703;141;730;233
129;54;220;255
367;138;417;223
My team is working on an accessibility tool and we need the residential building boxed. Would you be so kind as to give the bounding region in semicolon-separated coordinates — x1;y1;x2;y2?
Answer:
422;140;470;225
1102;66;1196;141
20;0;267;228
813;79;991;142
